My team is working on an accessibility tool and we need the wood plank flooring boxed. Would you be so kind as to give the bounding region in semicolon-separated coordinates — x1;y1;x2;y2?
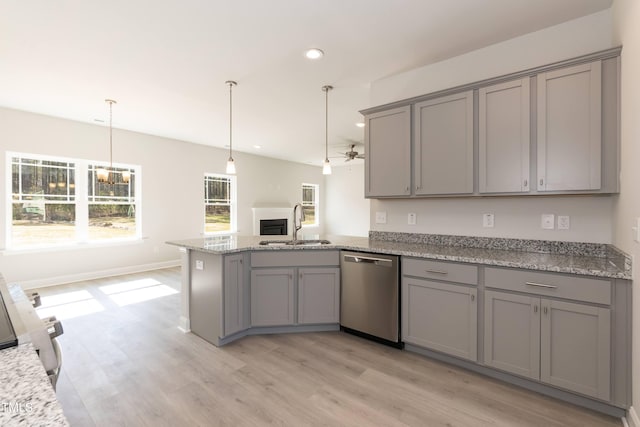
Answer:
33;268;621;426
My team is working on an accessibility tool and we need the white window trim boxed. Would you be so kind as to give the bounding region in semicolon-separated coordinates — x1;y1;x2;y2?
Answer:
6;152;142;251
301;182;319;228
204;173;237;235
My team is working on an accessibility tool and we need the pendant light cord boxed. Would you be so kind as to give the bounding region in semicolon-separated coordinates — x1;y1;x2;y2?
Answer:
226;81;237;160
322;85;333;162
109;100;113;170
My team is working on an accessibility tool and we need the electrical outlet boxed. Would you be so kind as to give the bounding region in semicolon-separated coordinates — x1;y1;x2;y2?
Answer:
408;213;417;225
375;211;387;224
195;260;204;270
483;213;494;228
633;218;640;243
557;216;570;230
541;214;555;230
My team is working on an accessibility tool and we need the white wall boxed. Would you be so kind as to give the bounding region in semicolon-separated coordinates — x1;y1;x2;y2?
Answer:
367;10;616;244
0;107;324;287
612;1;640;424
370;197;612;243
324;163;369;237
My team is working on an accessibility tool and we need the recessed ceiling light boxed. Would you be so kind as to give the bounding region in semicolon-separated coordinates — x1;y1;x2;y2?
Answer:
253;145;262;149
305;48;324;60
356;122;365;128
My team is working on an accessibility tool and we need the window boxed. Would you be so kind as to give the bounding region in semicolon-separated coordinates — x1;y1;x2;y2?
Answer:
302;183;318;226
8;153;141;249
204;174;236;234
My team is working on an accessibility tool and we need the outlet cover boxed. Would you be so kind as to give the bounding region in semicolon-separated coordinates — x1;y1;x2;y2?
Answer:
541;214;555;230
375;211;387;224
408;213;417;225
557;216;570;230
483;213;494;228
195;260;204;270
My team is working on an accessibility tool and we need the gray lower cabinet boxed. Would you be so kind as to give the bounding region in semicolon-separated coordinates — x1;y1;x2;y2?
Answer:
484;290;540;379
414;91;473;195
250;268;295;327
403;278;477;361
223;254;247;336
540;299;610;401
364;106;411;197
298;268;340;324
484;290;611;400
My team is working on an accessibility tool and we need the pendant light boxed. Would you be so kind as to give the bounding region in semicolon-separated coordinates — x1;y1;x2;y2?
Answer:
225;80;237;174
97;99;117;184
322;85;333;175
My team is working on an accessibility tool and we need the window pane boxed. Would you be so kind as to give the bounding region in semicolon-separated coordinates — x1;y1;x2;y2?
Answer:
205;177;230;203
302;206;315;225
88;204;137;240
12;202;76;246
205;205;231;233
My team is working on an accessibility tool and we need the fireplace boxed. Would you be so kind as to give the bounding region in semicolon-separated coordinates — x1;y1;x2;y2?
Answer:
252;207;292;236
260;218;288;235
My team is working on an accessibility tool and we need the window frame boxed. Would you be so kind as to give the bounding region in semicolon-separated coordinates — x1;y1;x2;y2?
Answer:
204;173;237;235
301;183;319;227
6;152;142;250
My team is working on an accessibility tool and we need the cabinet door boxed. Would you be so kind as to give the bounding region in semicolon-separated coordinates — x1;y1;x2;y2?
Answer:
537;60;602;191
479;78;530;193
250;269;294;327
364;106;411;197
484;291;540;379
298;268;340;324
414;91;473;195
223;254;246;337
403;279;477;361
540;299;610;400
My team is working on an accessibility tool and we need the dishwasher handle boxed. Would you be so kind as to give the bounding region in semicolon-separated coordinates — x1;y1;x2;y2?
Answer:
343;254;393;267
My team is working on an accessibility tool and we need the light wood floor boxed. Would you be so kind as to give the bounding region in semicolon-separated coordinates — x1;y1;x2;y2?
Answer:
34;268;621;426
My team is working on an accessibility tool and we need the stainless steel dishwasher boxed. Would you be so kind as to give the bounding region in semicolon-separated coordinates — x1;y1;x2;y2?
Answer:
340;251;401;347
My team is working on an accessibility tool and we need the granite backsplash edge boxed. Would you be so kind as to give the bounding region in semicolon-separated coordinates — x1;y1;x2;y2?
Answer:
369;231;632;275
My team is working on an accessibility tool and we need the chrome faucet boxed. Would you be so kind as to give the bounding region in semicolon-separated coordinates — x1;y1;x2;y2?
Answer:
293;203;305;241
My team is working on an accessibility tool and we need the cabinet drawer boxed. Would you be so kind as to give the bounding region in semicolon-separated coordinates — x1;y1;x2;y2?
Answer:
251;251;339;268
403;258;477;285
484;267;610;305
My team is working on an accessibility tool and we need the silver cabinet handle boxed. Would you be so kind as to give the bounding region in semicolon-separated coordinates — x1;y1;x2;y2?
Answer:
539;178;544;186
344;255;393;267
471;294;475;302
534;305;538;313
523;179;528;188
543;307;548;315
424;269;448;275
525;282;557;289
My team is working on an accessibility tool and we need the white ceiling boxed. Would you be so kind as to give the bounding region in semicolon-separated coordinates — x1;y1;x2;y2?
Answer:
0;0;612;166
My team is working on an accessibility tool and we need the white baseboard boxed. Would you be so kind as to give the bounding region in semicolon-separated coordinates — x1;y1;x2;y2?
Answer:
627;406;640;427
17;259;181;290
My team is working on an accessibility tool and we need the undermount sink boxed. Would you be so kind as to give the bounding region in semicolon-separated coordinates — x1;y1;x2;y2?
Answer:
259;239;331;246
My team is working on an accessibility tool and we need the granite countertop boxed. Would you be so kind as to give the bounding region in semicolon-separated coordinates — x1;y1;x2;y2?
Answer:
0;343;68;426
166;233;632;280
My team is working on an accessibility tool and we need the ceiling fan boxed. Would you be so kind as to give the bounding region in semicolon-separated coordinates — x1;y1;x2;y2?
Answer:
335;144;365;162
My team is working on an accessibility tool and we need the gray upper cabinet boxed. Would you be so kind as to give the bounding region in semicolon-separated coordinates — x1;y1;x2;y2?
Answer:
479;78;530;193
364;106;411;197
414;91;473;195
537;60;602;191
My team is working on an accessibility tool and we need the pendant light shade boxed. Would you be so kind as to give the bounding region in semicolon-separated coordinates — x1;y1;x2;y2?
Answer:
225;80;237;174
322;85;333;175
98;99;117;184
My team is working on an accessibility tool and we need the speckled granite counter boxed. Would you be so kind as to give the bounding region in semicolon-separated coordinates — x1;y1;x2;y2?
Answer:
166;232;631;280
0;343;68;426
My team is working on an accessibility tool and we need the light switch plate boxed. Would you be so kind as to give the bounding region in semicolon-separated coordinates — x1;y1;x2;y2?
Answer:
557;215;570;230
541;214;555;230
375;211;387;224
408;213;417;225
483;213;494;228
633;218;640;243
195;260;204;270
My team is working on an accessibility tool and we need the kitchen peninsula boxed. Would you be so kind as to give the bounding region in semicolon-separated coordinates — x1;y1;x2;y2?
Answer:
167;232;632;417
